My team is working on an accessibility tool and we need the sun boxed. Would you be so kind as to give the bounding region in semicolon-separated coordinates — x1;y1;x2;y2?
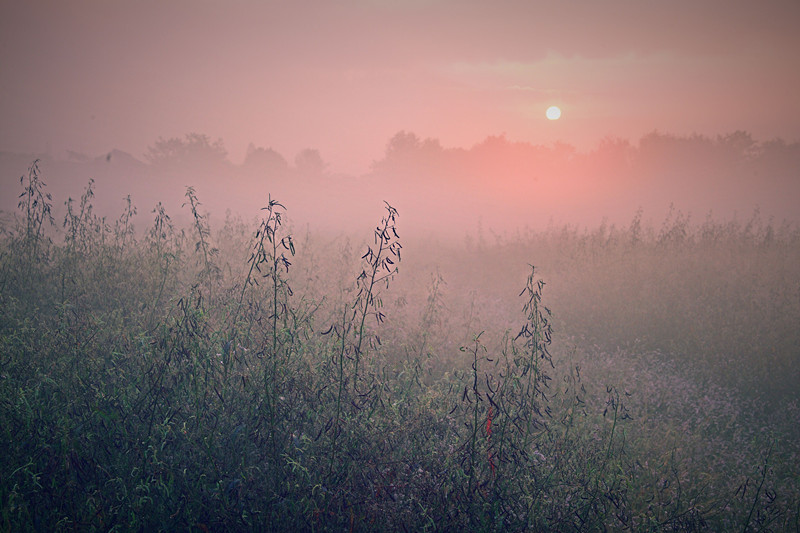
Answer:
546;105;562;120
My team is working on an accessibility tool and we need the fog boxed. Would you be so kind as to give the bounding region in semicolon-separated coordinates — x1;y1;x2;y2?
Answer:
1;129;798;240
2;0;798;235
3;1;800;173
2;2;800;529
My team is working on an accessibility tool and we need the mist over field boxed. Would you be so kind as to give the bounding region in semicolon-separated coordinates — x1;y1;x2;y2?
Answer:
2;130;798;530
2;1;799;530
2;128;798;237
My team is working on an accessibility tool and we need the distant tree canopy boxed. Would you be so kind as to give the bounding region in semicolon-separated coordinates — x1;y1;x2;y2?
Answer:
134;129;796;193
294;148;326;177
370;129;799;186
243;143;289;175
145;133;230;171
372;131;446;174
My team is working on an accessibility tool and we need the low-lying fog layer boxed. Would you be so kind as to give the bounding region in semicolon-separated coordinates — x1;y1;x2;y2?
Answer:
2;130;798;239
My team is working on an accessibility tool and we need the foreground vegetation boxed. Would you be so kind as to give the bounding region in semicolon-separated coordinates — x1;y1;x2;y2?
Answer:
1;161;798;531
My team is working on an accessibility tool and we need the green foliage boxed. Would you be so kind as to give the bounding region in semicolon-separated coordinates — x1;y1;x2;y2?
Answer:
0;163;798;531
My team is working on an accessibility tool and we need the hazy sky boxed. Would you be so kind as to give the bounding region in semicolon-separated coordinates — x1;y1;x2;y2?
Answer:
2;0;799;174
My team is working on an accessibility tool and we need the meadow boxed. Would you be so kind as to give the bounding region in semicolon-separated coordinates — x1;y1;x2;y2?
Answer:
1;160;798;531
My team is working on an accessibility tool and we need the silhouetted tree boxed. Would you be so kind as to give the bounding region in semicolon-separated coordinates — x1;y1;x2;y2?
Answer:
293;148;326;177
145;133;229;172
385;130;422;157
716;130;757;162
243;143;289;176
589;137;633;170
372;130;449;178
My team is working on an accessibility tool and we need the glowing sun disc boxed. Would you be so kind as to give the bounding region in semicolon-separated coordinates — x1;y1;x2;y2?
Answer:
546;106;562;120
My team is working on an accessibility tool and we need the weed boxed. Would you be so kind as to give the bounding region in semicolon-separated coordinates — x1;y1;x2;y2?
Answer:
0;162;798;531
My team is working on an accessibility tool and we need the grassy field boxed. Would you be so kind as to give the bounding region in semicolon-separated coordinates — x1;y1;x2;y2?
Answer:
1;161;798;531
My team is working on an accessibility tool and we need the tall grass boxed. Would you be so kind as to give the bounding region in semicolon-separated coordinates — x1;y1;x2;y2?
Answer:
0;164;798;531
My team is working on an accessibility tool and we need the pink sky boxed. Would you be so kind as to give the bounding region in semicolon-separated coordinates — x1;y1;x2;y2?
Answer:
2;0;799;175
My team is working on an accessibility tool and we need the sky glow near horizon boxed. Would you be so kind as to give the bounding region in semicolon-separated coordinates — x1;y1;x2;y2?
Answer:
1;1;799;175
